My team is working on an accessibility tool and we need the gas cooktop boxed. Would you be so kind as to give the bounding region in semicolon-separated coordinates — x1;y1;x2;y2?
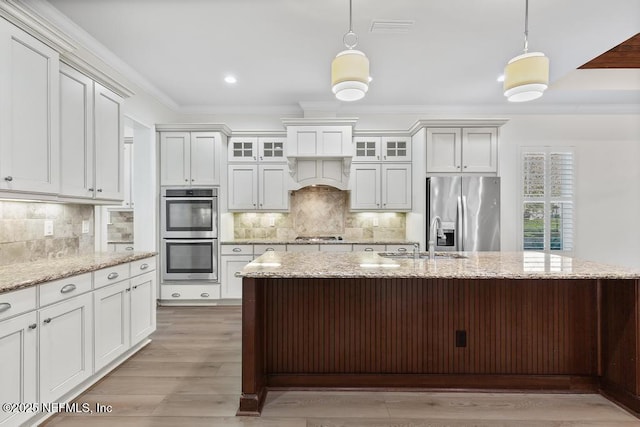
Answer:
294;236;344;242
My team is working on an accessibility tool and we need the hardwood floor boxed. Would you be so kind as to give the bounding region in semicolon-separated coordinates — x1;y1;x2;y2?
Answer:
42;306;640;427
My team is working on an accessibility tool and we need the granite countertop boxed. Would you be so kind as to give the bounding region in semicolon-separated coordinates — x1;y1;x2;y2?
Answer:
241;251;640;280
222;239;417;245
0;252;157;294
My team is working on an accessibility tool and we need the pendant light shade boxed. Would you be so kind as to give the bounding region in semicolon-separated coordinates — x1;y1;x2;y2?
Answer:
503;52;549;102
503;0;549;102
331;0;370;102
331;49;370;101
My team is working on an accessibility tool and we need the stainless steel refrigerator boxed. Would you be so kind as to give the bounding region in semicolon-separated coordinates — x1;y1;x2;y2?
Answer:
427;176;500;251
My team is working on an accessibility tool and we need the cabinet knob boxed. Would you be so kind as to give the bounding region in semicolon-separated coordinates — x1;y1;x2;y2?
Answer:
171;293;180;298
234;272;242;278
126;288;131;292
464;165;468;169
28;323;37;330
184;179;188;182
88;188;94;192
457;165;461;169
132;285;138;290
43;318;52;324
4;176;13;182
97;188;103;192
200;293;210;298
191;179;194;181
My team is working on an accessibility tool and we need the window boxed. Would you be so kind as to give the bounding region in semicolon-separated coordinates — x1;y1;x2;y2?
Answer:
521;148;574;252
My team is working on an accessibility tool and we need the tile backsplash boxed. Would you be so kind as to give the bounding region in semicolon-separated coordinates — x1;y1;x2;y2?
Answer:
234;186;406;240
107;210;134;243
0;201;94;266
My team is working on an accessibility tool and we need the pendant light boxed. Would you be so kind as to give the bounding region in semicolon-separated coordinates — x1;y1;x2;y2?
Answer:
503;0;549;102
331;0;370;102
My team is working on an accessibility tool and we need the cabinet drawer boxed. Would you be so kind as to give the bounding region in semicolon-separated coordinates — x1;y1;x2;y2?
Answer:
353;244;386;252
130;257;157;277
221;244;253;255
160;284;220;300
386;244;416;252
253;244;286;255
39;272;92;307
0;287;37;321
94;263;130;289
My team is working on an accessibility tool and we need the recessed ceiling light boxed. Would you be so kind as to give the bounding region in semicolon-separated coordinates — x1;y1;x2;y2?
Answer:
496;74;505;82
224;75;237;84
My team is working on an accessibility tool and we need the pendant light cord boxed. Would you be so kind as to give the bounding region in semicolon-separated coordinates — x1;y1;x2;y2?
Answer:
343;0;358;49
523;0;529;53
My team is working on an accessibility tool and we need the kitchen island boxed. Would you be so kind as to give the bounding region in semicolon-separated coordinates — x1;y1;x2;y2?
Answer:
237;251;640;417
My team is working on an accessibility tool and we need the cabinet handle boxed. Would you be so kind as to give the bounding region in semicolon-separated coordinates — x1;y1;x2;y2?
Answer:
200;293;210;298
4;176;13;182
234;272;242;278
125;246;134;251
232;248;242;253
0;302;11;313
140;263;149;270
97;188;103;192
107;272;119;280
265;248;274;251
28;323;37;330
397;247;407;252
364;248;374;252
171;293;180;298
384;155;387;160
43;318;52;324
60;284;76;294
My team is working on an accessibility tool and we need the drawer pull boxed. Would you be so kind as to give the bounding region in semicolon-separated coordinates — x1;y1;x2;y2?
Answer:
107;272;119;280
234;272;242;278
60;284;77;294
364;248;374;252
125;246;134;251
200;293;210;298
43;318;52;324
232;248;242;253
4;176;13;182
265;248;275;251
0;302;11;313
28;323;37;330
397;247;407;252
139;263;149;270
171;293;180;298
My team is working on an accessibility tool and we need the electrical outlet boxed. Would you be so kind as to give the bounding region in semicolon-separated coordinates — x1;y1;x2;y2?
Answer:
82;220;90;234
269;217;276;227
372;217;379;227
44;220;54;236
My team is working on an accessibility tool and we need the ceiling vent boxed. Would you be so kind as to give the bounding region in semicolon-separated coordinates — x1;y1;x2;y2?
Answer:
370;20;414;34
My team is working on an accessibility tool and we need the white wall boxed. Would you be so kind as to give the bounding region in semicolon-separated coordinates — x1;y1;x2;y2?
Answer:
499;114;640;268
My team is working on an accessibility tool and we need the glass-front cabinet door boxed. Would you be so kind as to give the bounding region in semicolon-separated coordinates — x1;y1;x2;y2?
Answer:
258;137;285;162
228;137;257;162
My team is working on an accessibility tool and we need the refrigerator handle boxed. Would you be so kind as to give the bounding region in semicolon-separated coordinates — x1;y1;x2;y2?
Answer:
461;195;468;252
457;196;464;251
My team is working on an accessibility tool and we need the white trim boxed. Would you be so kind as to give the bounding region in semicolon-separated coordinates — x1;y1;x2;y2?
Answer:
281;117;359;127
409;119;510;135
155;123;232;135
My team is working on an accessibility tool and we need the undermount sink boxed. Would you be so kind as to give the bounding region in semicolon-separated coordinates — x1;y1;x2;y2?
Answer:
378;252;468;260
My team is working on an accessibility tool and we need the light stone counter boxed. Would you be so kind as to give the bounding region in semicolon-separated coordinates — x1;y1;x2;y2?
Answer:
0;251;157;294
222;239;417;245
241;251;640;280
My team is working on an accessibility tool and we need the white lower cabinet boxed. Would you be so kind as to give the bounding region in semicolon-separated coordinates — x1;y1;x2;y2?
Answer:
221;255;253;299
130;272;156;345
0;311;37;427
39;292;93;404
94;280;130;372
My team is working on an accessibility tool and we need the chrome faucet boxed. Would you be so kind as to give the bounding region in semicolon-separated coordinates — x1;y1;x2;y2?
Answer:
413;242;420;260
428;216;446;259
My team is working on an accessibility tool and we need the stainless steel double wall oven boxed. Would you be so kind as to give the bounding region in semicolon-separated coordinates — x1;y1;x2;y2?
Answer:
161;187;218;281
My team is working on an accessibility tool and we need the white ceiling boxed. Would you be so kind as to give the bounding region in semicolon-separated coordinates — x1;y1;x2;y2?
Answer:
38;0;640;113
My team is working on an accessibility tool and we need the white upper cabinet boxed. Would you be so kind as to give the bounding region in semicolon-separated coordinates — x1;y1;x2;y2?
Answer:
258;164;289;210
227;164;258;210
381;163;412;210
160;131;219;186
0;19;59;194
350;164;381;210
228;137;286;163
59;64;94;199
286;126;352;157
426;127;498;173
350;163;412;211
353;136;411;162
93;83;124;201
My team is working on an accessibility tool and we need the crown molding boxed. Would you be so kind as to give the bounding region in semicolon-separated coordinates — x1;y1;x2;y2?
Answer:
353;130;411;137
281;117;359;127
408;118;510;135
228;130;287;138
155;123;232;136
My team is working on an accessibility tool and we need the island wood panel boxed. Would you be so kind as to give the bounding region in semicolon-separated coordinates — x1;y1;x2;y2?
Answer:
600;278;640;416
262;278;598;379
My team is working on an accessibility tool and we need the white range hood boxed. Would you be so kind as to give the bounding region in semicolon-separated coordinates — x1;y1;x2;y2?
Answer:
282;118;357;190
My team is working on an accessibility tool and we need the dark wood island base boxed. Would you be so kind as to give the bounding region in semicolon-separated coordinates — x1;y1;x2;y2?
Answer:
238;276;640;418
